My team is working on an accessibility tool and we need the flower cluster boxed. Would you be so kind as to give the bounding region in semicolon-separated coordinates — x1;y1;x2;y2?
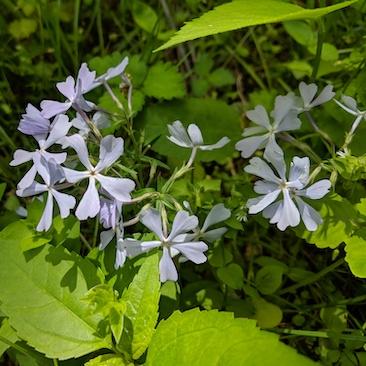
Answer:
11;58;231;282
236;82;334;231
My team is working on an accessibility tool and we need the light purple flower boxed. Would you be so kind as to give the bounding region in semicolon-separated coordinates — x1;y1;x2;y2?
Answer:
180;203;231;243
244;154;331;231
167;120;230;151
10;114;72;189
138;208;208;282
63;134;135;220
41;63;96;118
16;156;76;232
235;95;301;160
71;112;110;138
93;57;129;88
18;104;51;140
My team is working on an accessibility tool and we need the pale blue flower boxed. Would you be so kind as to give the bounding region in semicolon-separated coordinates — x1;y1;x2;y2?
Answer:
167;120;230;151
41;63;96;118
333;94;366;135
10;114;72;189
298;82;335;112
235;95;301;160
179;203;231;243
138;208;208;282
244;154;331;231
16;156;76;232
63;134;135;220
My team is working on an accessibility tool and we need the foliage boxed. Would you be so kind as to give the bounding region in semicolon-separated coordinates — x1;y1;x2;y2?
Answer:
1;0;366;365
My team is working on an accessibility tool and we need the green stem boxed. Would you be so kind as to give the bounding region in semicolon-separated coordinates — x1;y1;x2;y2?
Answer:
278;258;345;295
310;19;325;82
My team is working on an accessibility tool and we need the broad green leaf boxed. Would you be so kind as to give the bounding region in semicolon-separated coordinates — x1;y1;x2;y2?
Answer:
0;221;112;360
217;263;244;289
146;309;316;365
85;354;131;366
320;307;347;333
287;268;315;282
293;194;358;248
344;228;366;278
207;68;235;87
208;246;233;267
120;254;160;359
255;266;284;295
142;62;185;100
131;0;159;34
155;0;356;51
134;98;240;162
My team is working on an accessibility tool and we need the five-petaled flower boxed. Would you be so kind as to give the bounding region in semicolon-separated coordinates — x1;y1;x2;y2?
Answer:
235;95;301;160
244;153;331;231
62;134;135;220
138;207;209;282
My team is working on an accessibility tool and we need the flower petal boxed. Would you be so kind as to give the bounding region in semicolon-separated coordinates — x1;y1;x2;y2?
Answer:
36;193;53;232
167;120;192;148
235;135;268;158
66;134;93;170
97;175;135;202
139;207;165;241
96;135;124;170
202;228;227;243
159;247;178;282
171;241;208;264
295;196;322;231
201;203;231;232
187;124;204;146
40;100;71;119
52;189;76;218
276;190;300;231
199;136;230;151
99;228;115;250
244;157;281;183
297;179;331;199
246;105;271;129
247;189;281;214
167;211;198;241
75;177;100;220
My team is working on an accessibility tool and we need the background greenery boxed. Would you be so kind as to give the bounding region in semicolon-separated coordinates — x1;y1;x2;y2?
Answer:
1;0;366;365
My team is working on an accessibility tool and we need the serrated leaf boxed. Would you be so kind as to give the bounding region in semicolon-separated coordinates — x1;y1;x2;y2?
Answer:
155;0;356;51
120;253;160;359
293;193;358;249
143;62;185;100
0;221;112;360
134;98;240;162
146;309;316;365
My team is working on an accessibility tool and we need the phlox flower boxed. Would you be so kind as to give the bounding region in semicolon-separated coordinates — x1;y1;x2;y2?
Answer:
93;57;129;88
63;134;135;220
244;154;331;231
138;208;208;282
181;203;231;243
298;82;335;112
18;104;51;140
333;94;366;135
10;114;72;189
41;63;96;118
167;120;230;151
235;95;301;160
16;156;76;232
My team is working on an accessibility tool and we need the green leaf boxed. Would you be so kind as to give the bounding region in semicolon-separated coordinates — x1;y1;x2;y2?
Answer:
8;19;38;40
250;297;283;329
344;228;366;278
320;307;347;333
293;193;358;249
146;309;316;365
134;98;240;162
0;182;6;201
207;68;235;87
85;354;131;366
143;62;185;100
155;0;356;51
0;318;18;356
217;263;244;289
0;221;112;360
255;266;284;295
131;0;159;34
120;254;160;359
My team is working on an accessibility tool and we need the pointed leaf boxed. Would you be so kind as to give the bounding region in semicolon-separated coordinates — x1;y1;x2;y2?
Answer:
120;253;160;359
155;0;356;51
